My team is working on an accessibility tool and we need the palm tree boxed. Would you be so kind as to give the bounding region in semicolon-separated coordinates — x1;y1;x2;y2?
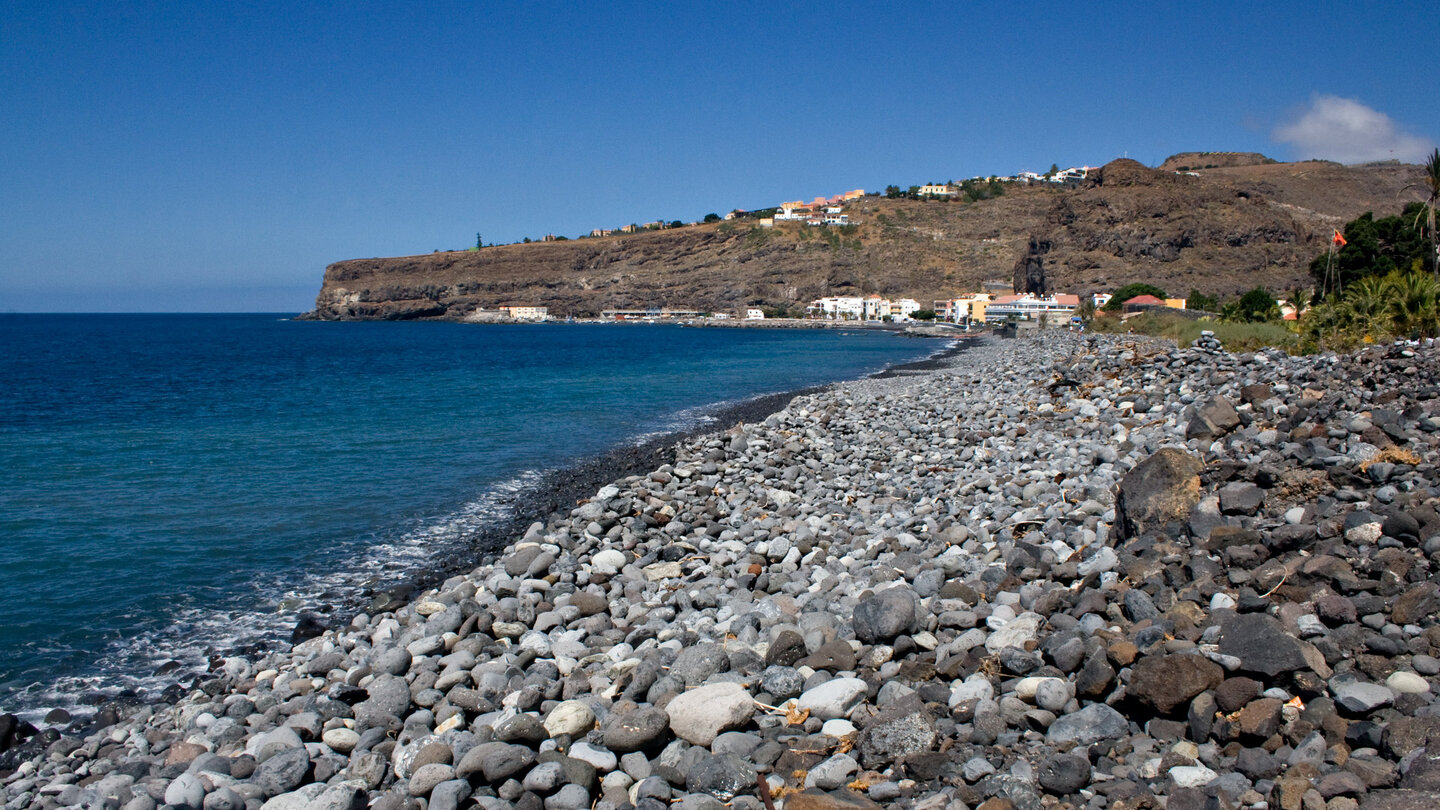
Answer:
1384;269;1440;338
1343;276;1394;342
1410;148;1440;278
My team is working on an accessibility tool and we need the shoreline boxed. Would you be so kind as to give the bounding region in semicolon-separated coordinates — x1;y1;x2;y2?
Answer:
6;331;1432;809
0;331;967;724
348;334;973;633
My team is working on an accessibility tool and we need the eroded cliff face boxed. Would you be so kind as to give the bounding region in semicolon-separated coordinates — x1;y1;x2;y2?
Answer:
304;158;1425;320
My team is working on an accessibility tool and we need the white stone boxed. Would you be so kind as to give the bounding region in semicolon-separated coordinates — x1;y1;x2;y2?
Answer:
517;630;552;656
1386;671;1430;695
643;561;682;581
985;613;1042;653
1076;547;1119;576
949;674;995;707
569;741;617;771
666;682;755;745
258;784;329;810
491;621;526;639
1169;764;1218;788
321;728;360;754
591;549;625;575
1210;593;1237;611
544;700;597;737
797;677;869;720
820;719;857;737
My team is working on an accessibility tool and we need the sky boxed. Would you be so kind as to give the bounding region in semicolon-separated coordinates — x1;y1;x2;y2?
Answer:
3;2;1437;312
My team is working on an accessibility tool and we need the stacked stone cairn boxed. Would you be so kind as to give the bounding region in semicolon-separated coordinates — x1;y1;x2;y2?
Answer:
1192;331;1225;354
3;332;1439;810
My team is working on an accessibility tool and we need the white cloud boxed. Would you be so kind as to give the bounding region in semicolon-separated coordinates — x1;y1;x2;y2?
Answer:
1272;95;1434;164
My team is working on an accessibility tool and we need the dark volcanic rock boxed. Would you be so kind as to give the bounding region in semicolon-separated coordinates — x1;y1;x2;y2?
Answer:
1037;754;1092;795
252;746;311;797
797;639;858;672
456;742;536;783
1187;396;1242;441
1392;583;1440;625
852;586;919;643
765;630;807;667
601;707;671;753
1047;703;1131;745
686;753;755;800
1128;654;1224;714
1116;448;1204;540
857;697;937;768
1217;613;1309;677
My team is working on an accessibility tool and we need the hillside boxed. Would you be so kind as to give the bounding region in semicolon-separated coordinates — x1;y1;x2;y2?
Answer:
304;157;1426;320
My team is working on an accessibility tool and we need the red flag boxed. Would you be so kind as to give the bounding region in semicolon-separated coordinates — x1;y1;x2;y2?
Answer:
1333;230;1347;247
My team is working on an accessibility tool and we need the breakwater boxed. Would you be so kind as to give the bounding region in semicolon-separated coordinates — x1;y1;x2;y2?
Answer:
2;331;1438;810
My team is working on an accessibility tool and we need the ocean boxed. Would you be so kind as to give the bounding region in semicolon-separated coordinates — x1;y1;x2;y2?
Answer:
0;314;944;719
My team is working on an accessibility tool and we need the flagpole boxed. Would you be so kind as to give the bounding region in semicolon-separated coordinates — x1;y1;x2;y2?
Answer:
1326;229;1345;298
1325;243;1335;298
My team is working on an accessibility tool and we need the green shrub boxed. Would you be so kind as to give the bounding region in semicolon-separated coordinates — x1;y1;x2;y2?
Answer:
1303;269;1439;350
1221;287;1282;323
1092;311;1297;353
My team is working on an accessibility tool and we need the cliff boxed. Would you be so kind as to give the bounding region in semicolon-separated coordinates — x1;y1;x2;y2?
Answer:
304;156;1426;320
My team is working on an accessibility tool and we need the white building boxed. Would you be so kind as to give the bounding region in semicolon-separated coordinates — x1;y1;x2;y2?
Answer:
746;309;765;320
863;296;890;320
807;296;866;320
889;298;922;320
775;202;810;221
984;294;1080;323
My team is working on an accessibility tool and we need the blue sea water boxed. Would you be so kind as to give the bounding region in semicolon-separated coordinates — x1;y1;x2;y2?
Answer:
0;314;943;718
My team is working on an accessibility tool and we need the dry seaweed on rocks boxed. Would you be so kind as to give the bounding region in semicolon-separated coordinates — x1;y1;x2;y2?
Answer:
3;332;1440;810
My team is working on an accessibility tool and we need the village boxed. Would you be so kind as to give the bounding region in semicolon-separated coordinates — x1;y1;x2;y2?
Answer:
561;165;1097;240
485;165;1310;326
487;290;1212;327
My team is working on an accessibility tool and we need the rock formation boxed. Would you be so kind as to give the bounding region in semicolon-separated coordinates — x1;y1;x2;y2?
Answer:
1012;236;1051;295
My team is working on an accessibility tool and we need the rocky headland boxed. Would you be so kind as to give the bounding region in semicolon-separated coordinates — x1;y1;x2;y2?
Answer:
3;331;1439;810
302;157;1425;321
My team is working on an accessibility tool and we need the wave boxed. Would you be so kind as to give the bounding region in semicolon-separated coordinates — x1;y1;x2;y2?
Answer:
2;470;547;723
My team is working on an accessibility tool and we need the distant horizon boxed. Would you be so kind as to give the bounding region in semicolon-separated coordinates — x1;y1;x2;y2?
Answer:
5;2;1436;312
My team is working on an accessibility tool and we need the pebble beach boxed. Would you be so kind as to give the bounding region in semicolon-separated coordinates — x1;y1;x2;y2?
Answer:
3;330;1439;810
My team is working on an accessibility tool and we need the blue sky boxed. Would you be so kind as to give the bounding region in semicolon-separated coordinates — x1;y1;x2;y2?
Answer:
3;2;1437;312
